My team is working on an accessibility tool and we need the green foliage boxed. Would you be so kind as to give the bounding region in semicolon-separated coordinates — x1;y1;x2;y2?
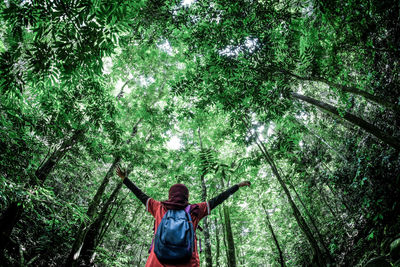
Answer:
0;0;399;266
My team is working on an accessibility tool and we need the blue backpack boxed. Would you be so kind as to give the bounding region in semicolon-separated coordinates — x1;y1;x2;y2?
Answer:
153;205;195;263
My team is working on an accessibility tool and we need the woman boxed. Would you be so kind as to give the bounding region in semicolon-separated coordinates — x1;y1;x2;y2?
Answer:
116;166;250;267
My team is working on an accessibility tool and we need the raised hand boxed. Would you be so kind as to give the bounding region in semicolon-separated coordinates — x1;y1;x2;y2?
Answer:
238;181;251;187
116;165;126;180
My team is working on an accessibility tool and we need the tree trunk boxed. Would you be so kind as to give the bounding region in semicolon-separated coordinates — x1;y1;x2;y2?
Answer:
0;202;23;260
242;116;326;263
291;92;400;150
223;205;236;267
200;172;213;267
79;180;124;266
34;129;85;185
215;217;220;267
0;129;84;257
285;176;332;260
197;128;213;267
65;156;121;266
261;203;285;267
318;77;400;114
97;194;126;245
66;120;140;266
254;139;327;266
219;174;236;267
284;70;400;113
219;208;228;265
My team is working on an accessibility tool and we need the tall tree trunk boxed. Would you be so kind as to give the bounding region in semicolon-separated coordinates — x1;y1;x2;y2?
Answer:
215;217;220;267
285;176;332;260
219;173;236;267
97;194;126;245
242;116;326;263
198;128;213;267
261;203;285;267
219;208;228;265
65;157;121;266
200;172;213;267
291;92;400;150
0;129;84;257
0;202;23;261
87;157;122;220
223;205;236;267
66;120;140;266
284;70;400;113
79;180;124;266
252;137;327;266
34;129;85;185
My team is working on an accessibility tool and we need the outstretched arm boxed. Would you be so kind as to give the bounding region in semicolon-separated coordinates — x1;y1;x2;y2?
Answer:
208;181;251;210
116;166;149;206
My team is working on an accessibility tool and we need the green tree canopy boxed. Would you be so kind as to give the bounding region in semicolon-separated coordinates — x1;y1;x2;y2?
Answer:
0;0;399;266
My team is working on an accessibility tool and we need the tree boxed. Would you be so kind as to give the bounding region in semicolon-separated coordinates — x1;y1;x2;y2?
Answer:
1;0;400;266
262;203;285;267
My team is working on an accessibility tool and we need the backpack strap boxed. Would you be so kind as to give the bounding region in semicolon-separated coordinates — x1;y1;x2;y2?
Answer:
184;205;203;231
184;205;191;214
184;205;193;224
148;220;156;253
184;205;196;251
185;205;204;253
148;238;154;254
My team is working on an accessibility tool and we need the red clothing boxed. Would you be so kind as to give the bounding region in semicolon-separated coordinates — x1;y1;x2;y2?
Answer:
145;198;210;267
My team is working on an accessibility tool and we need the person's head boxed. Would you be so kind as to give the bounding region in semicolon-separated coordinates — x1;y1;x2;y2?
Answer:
168;183;189;203
162;183;189;210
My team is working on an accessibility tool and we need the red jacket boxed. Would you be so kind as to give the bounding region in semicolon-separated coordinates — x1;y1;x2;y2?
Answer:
145;199;210;267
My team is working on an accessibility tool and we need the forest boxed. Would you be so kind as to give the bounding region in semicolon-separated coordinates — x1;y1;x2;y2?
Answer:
0;0;399;266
